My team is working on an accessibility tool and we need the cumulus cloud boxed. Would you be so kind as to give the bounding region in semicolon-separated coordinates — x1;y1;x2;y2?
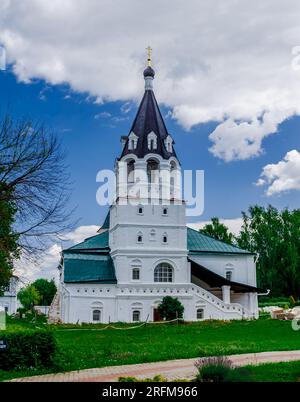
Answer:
188;218;243;236
256;150;300;196
1;0;300;161
14;225;99;283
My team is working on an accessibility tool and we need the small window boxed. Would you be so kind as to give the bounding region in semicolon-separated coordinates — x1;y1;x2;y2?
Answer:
225;271;232;281
138;206;143;215
132;310;141;322
132;268;140;280
93;309;101;322
197;308;204;320
162;208;168;215
163;234;168;243
137;233;143;243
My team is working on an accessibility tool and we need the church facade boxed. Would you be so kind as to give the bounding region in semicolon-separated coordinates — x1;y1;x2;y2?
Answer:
57;59;261;324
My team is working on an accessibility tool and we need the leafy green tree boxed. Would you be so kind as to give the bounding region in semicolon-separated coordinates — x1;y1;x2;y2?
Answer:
17;284;41;312
157;296;184;321
32;279;57;306
237;205;300;298
200;217;234;245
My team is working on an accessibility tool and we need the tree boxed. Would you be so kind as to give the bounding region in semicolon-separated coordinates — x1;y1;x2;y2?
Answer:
237;205;300;298
157;296;184;321
0;187;19;293
17;284;41;312
32;279;57;306
0;115;75;288
200;217;234;245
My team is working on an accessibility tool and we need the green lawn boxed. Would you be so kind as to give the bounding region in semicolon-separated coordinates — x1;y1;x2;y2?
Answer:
246;361;300;382
1;317;300;381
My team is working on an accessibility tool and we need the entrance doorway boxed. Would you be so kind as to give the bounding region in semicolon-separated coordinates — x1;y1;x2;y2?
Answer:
153;308;162;322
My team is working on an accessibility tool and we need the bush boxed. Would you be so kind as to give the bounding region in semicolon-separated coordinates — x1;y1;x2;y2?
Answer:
157;296;184;321
195;356;234;382
0;330;58;371
195;356;253;382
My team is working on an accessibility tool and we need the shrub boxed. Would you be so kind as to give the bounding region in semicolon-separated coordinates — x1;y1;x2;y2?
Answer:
0;330;57;371
157;296;184;321
195;356;234;382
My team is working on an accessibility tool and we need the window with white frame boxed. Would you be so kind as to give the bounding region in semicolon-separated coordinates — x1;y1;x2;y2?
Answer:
162;207;168;216
128;132;138;150
132;310;141;322
162;233;168;243
154;263;173;282
196;308;204;320
93;309;101;322
164;135;173;153
147;132;157;150
137;206;144;215
225;270;232;281
137;232;143;243
132;267;140;280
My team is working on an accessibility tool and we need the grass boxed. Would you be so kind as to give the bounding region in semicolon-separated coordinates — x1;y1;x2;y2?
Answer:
245;361;300;382
1;317;300;381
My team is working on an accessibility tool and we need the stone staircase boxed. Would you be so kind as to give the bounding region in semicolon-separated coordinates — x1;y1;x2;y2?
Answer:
47;292;61;324
191;284;250;319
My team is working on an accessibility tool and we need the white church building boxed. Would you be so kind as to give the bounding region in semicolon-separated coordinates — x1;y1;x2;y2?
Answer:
56;57;263;324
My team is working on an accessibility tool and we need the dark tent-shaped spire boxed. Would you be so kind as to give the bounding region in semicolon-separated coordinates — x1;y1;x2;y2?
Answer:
120;56;177;160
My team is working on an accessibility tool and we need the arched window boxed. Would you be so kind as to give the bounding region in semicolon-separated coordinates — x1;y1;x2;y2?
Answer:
154;263;173;283
196;308;204;320
132;268;140;280
162;207;168;215
132;310;141;322
93;309;101;322
127;160;135;183
147;132;157;150
137;232;143;243
147;159;159;184
162;233;168;243
128;132;138;150
137;206;143;215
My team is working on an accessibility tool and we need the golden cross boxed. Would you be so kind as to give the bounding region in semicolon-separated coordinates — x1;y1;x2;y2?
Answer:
146;46;152;67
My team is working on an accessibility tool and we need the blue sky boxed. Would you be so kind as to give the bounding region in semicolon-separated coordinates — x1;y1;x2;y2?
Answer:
1;69;299;231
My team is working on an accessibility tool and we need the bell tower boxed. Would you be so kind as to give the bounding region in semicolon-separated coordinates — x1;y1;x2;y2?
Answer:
109;49;189;287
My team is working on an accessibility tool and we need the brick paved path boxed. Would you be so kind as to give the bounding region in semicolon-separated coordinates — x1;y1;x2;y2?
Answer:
9;350;300;382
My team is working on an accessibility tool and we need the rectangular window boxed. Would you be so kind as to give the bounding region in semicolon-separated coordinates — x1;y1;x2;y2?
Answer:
132;268;140;280
225;271;232;281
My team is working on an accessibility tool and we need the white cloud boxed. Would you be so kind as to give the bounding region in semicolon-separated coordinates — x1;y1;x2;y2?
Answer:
94;112;111;119
188;218;243;236
256;150;300;196
1;1;300;161
14;225;99;283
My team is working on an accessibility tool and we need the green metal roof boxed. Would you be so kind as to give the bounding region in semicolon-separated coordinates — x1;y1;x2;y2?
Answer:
66;230;109;251
187;227;253;255
101;211;110;230
64;253;116;283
